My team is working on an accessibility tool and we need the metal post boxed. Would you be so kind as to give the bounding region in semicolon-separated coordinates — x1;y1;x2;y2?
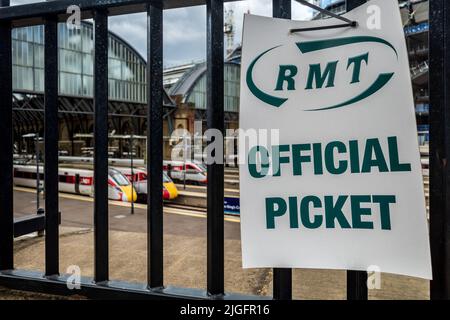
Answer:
272;0;292;301
130;134;134;215
93;8;109;283
429;0;450;300
147;0;164;289
183;137;187;190
36;134;40;211
345;0;368;301
44;12;59;276
206;0;225;297
0;0;14;271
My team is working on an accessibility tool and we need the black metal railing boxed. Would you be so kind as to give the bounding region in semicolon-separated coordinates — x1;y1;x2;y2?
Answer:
0;0;449;300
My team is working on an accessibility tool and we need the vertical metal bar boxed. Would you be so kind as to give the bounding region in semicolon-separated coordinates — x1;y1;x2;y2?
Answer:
147;0;164;289
0;0;13;271
273;268;292;300
430;0;450;300
206;0;224;297
36;137;40;211
272;0;292;301
93;9;109;283
346;270;367;300
44;13;59;276
273;0;291;19
345;0;368;302
130;135;134;215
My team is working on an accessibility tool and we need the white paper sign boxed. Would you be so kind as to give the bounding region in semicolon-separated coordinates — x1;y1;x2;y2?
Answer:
239;0;431;279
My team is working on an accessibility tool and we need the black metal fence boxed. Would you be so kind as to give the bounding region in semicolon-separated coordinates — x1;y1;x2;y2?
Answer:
0;0;448;300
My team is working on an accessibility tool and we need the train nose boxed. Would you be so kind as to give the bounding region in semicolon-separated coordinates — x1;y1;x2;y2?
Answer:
122;186;137;202
163;183;178;199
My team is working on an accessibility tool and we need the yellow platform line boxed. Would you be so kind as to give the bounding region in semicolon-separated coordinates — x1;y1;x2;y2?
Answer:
14;186;240;223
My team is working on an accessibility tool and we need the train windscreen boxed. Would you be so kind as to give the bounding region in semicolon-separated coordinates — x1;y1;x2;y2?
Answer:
195;162;207;172
163;172;172;183
110;171;130;186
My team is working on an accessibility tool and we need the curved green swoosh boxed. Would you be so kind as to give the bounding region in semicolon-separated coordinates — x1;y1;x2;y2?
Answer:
297;36;398;58
304;73;394;111
246;45;287;108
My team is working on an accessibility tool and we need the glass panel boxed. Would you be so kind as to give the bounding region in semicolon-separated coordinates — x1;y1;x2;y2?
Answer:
83;53;93;76
109;58;122;80
34;69;44;92
83;75;93;96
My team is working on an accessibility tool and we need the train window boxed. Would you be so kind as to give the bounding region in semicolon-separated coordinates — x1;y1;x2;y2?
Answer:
163;172;171;183
13;170;44;180
185;164;198;174
111;172;130;186
59;174;75;183
196;162;207;172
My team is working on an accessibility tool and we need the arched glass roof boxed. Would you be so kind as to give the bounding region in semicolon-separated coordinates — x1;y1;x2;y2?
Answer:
169;61;240;113
12;21;148;104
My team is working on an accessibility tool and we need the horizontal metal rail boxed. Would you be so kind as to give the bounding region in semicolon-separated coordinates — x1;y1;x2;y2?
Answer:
13;212;61;238
0;269;268;300
13;215;45;238
0;0;237;27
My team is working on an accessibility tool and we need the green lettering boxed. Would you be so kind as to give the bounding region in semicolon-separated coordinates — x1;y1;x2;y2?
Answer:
275;65;298;91
349;140;360;173
272;144;290;177
325;141;348;174
372;195;396;230
266;197;287;229
305;61;338;90
289;196;299;229
292;144;311;176
346;52;369;84
361;138;389;173
351;195;373;229
248;146;270;178
325;195;351;229
313;143;323;175
300;196;323;229
388;136;411;172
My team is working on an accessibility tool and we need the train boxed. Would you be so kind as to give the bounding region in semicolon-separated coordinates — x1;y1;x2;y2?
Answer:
13;165;137;202
163;160;207;185
57;156;208;185
13;161;179;202
111;166;178;200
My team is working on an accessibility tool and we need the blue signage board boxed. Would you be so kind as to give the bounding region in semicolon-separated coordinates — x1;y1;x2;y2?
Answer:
224;197;240;215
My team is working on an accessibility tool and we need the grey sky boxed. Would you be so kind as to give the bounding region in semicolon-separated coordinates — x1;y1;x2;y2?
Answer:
9;0;313;67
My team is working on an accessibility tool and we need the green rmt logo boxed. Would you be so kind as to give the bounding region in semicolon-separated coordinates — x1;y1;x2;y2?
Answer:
275;52;367;91
246;36;398;111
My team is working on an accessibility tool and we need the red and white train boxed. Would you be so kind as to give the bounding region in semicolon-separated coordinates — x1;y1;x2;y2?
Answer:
112;166;178;200
13;165;137;202
58;156;207;185
163;160;207;185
